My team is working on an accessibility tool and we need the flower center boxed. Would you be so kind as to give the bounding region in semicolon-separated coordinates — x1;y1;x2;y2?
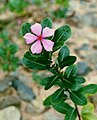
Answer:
38;35;43;41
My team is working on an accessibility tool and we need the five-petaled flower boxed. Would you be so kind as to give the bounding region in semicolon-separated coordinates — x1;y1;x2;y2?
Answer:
23;23;54;54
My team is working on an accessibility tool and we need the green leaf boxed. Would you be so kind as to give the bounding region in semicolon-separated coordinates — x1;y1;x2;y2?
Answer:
45;75;59;90
54;80;64;87
53;41;64;52
72;76;86;84
24;51;35;59
52;101;72;114
40;77;50;86
53;25;71;51
58;45;70;63
70;91;87;106
22;22;31;36
65;108;77;120
62;78;76;90
61;76;84;91
51;89;64;104
82;113;97;120
53;25;71;43
41;18;52;28
22;57;46;70
65;65;78;78
82;103;94;114
48;67;58;75
59;56;77;69
43;95;52;106
24;51;51;65
62;77;82;91
79;84;97;94
81;102;97;120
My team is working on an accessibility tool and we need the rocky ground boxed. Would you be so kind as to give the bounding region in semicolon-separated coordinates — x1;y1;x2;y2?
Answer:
0;0;97;120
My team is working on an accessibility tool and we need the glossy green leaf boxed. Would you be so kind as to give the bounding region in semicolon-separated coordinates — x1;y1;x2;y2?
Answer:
52;101;72;114
41;18;52;28
22;22;31;36
48;67;58;75
72;76;86;83
24;51;36;59
59;56;77;69
51;89;64;104
65;65;78;78
53;25;71;51
24;51;51;65
70;91;87;105
65;108;77;120
53;41;64;51
53;25;71;43
54;80;64;87
62;78;82;91
79;84;97;94
43;95;52;106
58;45;70;63
45;75;59;90
40;77;50;86
63;75;85;91
22;57;46;70
62;78;76;90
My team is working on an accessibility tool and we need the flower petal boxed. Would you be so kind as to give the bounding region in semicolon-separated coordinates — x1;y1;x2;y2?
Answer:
23;33;37;44
31;23;42;36
42;27;54;38
31;41;42;54
42;39;54;51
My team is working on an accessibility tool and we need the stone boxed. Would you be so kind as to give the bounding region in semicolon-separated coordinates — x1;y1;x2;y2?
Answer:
0;95;21;110
77;62;91;75
0;106;21;120
25;102;50;116
75;12;97;27
12;79;36;102
85;52;97;68
43;111;63;120
25;103;39;115
25;103;34;115
0;76;18;92
74;44;91;56
79;44;91;51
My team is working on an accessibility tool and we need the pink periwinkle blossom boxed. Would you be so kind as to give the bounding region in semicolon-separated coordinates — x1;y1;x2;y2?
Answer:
23;23;54;54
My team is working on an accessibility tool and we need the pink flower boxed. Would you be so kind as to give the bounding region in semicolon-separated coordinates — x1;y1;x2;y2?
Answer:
23;23;54;54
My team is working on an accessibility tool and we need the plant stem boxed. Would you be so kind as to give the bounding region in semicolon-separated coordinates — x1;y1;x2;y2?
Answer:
54;66;82;120
75;104;81;120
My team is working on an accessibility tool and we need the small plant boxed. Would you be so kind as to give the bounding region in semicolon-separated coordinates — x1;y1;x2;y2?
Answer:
30;0;43;5
8;0;29;13
56;0;69;8
22;18;97;120
52;0;69;18
0;31;19;73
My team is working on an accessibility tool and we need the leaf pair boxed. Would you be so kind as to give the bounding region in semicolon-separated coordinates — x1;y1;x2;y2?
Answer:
53;26;71;51
22;51;48;70
44;95;77;120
